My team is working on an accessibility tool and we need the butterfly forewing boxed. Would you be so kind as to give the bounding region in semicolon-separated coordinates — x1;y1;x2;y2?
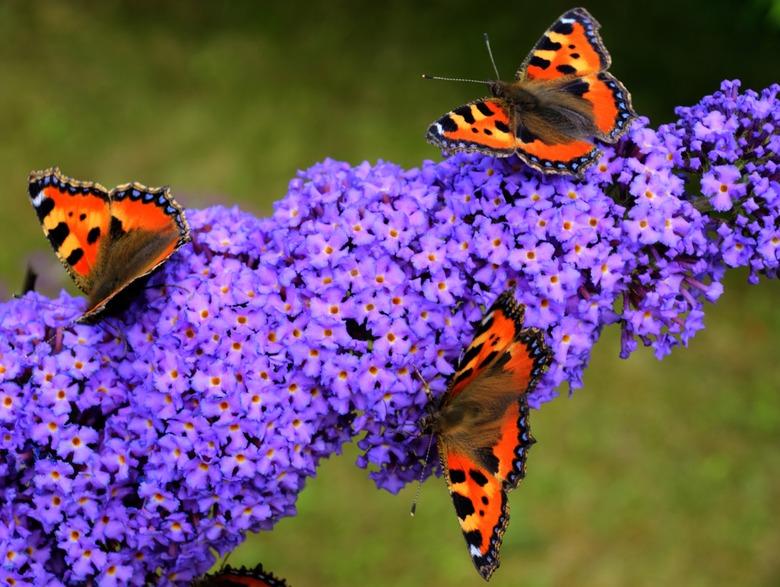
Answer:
518;7;609;81
427;98;516;156
440;447;509;581
28;169;112;293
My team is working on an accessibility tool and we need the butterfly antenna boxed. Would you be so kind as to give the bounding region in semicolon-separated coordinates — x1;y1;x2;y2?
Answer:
413;366;434;400
421;74;492;85
483;32;501;79
410;431;435;517
220;550;233;571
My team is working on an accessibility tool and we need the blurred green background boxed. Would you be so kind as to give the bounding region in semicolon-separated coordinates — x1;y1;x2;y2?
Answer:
2;1;779;586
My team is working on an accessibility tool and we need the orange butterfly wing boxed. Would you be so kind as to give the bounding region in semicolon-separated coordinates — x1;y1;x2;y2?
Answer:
28;168;111;293
426;99;516;156
97;183;190;313
196;564;289;586
440;448;509;579
28;168;190;320
513;135;599;176
518;7;609;81
517;8;634;145
436;290;551;580
110;183;189;234
578;72;634;142
448;290;548;400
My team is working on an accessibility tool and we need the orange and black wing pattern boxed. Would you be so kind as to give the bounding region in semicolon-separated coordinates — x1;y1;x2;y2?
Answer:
440;447;512;581
89;181;190;317
426;7;634;174
437;290;551;580
512;134;600;176
447;290;549;401
439;395;536;581
517;8;634;142
109;181;189;240
28;168;112;294
195;563;289;586
28;168;190;320
426;99;516;157
518;7;609;81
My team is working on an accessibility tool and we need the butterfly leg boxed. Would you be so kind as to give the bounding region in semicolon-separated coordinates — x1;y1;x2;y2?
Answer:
413;365;439;432
413;365;434;399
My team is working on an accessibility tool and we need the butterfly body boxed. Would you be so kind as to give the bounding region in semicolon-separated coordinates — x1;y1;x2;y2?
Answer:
429;290;552;580
426;7;636;175
28;168;190;322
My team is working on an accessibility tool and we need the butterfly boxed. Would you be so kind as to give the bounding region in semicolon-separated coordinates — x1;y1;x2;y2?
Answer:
194;563;289;586
425;7;636;175
423;289;552;580
28;167;190;322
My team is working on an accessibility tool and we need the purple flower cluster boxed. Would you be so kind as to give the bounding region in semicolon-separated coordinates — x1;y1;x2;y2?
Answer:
0;81;777;585
676;81;779;281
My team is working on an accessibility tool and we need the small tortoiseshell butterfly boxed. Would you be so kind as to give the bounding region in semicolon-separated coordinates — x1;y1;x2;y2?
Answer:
425;289;552;580
28;167;190;322
426;7;636;175
195;563;289;586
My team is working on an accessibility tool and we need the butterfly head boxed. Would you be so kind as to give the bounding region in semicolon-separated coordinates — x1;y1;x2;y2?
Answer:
419;412;436;434
489;81;543;112
489;80;511;100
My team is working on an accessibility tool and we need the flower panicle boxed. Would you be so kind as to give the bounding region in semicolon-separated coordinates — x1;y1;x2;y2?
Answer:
0;80;776;584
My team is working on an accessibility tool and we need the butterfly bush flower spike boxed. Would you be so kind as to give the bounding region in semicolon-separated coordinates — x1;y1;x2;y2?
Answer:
0;80;777;584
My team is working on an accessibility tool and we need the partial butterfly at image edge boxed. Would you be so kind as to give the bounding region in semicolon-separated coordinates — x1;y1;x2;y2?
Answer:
425;7;637;176
27;167;190;322
194;563;290;587
429;289;552;581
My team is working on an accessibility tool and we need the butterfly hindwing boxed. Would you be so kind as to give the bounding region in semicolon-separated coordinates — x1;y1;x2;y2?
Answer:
426;99;516;156
195;563;289;586
514;134;599;175
518;7;609;81
434;289;552;580
28;168;190;321
579;72;634;142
